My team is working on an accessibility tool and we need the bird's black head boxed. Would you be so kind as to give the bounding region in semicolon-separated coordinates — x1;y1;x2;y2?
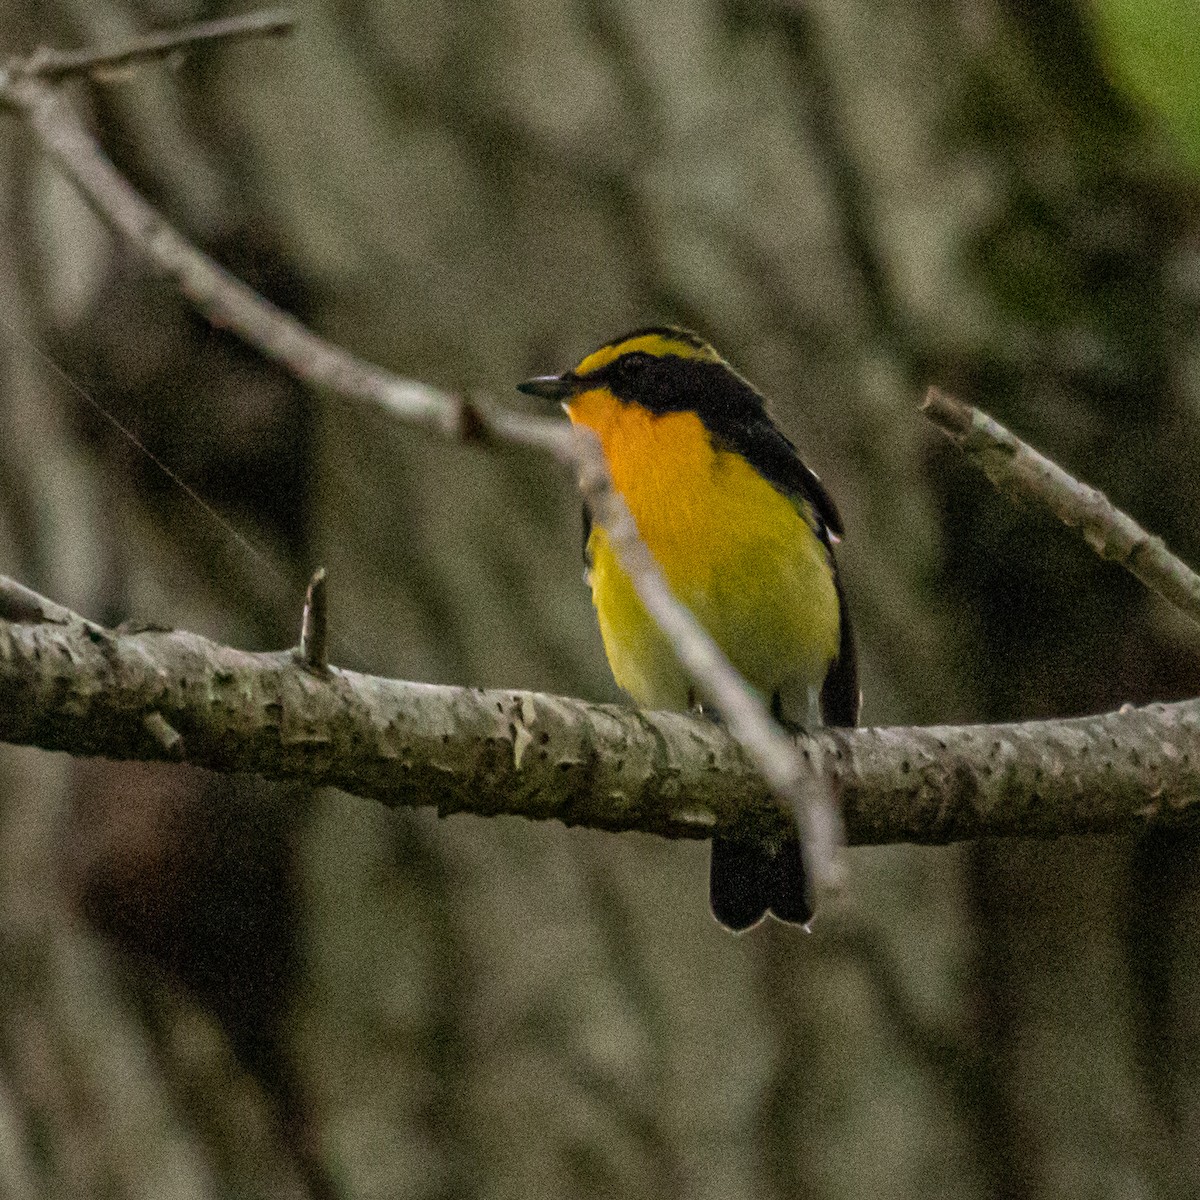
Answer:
517;326;768;429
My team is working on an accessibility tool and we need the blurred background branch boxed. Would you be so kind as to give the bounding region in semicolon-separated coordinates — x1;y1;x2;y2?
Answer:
2;7;294;82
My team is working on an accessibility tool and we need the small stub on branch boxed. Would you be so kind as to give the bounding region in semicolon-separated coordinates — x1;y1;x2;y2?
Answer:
455;396;490;443
297;567;329;672
142;711;183;757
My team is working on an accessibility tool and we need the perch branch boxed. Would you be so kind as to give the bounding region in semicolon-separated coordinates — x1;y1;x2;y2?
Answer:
923;387;1200;631
2;576;1200;849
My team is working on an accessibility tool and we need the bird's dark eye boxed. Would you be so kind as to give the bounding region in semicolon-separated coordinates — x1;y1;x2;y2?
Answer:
618;351;653;374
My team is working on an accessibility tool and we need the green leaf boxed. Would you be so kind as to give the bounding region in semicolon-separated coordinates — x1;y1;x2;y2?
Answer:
1089;0;1200;172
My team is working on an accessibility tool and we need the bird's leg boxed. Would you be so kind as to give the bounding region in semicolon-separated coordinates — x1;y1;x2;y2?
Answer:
806;684;822;734
768;685;823;736
689;686;721;724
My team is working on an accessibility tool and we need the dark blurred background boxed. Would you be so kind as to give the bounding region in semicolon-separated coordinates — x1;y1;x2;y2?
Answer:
1;1;1199;1196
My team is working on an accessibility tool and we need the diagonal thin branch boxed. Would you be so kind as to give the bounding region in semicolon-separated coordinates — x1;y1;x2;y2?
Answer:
2;576;1200;848
3;71;490;442
1;9;295;86
923;387;1200;631
0;38;844;903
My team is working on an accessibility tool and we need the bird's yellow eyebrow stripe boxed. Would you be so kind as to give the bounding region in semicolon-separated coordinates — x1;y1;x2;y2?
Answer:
574;332;721;377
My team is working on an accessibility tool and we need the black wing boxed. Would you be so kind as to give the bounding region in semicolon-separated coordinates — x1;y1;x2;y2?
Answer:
710;412;859;727
581;502;593;569
710;412;843;543
820;573;860;727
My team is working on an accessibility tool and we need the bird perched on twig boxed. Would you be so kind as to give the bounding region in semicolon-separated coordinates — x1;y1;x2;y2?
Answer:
520;327;858;931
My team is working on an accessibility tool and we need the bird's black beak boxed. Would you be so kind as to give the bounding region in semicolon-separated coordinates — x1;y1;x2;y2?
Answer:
517;373;576;401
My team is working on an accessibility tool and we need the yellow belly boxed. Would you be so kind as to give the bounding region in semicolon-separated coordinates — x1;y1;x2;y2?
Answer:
569;390;840;720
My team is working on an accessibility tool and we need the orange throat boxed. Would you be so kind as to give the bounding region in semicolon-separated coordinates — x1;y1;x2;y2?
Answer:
564;387;841;717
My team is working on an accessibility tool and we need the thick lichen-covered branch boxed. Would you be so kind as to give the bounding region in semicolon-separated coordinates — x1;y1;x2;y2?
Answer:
2;585;1199;848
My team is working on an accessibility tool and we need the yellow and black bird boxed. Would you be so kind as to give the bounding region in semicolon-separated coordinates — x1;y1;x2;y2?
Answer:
519;327;858;931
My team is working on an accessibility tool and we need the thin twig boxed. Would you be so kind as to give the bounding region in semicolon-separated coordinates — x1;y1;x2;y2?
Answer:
2;9;295;86
0;48;842;908
297;567;328;672
923;388;1200;631
2;576;1200;848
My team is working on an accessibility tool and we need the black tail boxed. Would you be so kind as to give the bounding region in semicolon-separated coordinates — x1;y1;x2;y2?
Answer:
709;834;811;932
710;563;859;933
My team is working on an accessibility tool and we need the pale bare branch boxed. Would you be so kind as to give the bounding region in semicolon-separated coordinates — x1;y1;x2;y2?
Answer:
923;387;1200;630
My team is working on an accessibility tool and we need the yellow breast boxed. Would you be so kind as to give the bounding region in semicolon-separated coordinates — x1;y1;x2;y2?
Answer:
567;388;840;719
